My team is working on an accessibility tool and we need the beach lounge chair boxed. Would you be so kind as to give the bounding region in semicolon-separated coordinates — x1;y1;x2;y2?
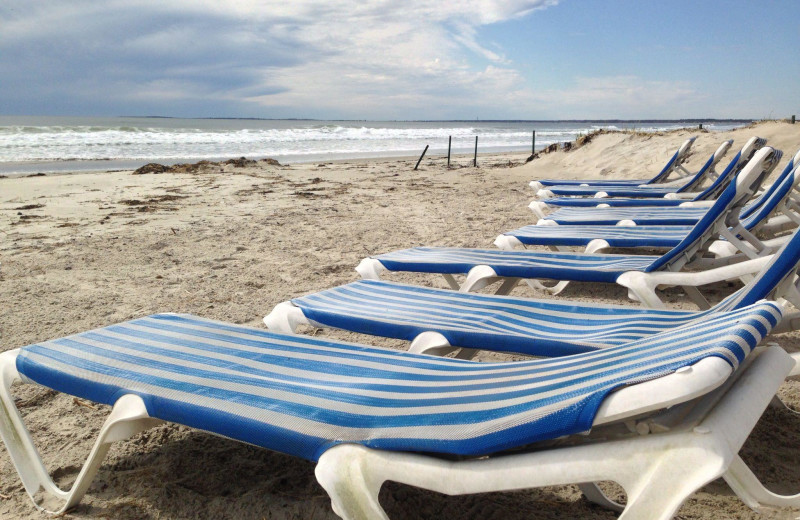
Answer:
267;222;800;359
532;141;797;211
531;139;730;208
534;137;763;199
530;136;698;189
529;148;800;222
1;305;796;519
355;148;783;307
495;160;800;254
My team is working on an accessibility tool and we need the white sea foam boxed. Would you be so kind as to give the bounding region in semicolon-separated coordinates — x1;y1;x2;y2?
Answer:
0;117;749;172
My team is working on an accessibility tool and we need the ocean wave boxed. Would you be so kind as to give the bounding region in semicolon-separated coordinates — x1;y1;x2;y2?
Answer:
0;120;746;163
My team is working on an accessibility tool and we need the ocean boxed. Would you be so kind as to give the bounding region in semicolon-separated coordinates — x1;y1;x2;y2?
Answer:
0;116;751;175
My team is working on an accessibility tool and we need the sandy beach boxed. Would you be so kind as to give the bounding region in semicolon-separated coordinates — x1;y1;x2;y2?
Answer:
3;120;800;519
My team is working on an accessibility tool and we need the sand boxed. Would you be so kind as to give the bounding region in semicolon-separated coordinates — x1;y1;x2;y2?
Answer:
2;121;800;519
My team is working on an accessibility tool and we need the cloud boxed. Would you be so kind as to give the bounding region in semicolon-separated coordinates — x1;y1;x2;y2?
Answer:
522;76;703;118
0;0;560;117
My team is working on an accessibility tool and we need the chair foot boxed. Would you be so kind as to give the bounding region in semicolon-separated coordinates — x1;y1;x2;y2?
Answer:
585;239;611;254
0;351;163;515
578;483;625;512
316;445;390;520
461;265;500;292
528;200;549;220
724;455;800;509
263;301;309;333
409;331;456;356
493;235;522;250
356;258;387;280
524;278;570;295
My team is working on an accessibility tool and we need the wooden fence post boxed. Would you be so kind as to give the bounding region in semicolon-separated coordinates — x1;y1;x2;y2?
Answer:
414;145;429;170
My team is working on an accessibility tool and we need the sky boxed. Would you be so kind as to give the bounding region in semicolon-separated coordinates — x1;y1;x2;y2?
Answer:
1;0;798;120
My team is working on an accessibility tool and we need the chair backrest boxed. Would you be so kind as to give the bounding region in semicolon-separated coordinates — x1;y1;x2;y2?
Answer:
742;153;800;229
668;139;732;191
740;148;800;220
646;147;782;273
679;136;765;196
721;226;800;310
649;136;697;183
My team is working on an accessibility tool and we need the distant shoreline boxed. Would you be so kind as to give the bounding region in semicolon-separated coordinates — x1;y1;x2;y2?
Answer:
119;116;757;124
2;114;758;124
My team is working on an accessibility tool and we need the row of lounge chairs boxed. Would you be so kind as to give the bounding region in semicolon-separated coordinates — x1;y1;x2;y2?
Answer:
3;136;800;519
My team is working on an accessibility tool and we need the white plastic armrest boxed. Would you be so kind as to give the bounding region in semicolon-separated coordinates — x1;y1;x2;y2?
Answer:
264;301;310;333
356;258;387;280
664;192;698;200
594;357;732;425
709;235;789;260
619;255;773;292
536;189;554;199
529;180;543;191
708;240;740;259
594;191;609;198
679;201;715;208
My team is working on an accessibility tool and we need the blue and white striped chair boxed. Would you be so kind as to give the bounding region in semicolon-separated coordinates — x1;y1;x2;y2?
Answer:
496;159;800;254
530;148;800;224
531;139;734;208
534;137;763;199
1;304;795;519
267;224;800;359
356;148;784;306
530;136;697;189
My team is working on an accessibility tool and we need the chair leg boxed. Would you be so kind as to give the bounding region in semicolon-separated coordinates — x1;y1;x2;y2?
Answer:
493;277;520;295
408;331;458;357
681;285;711;309
616;272;666;309
524;278;571;295
615;445;726;520
723;455;800;509
460;266;501;292
0;351;163;514
315;433;728;520
578;483;624;512
585;239;611;254
314;348;792;520
316;445;390;520
442;274;461;290
409;332;478;360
